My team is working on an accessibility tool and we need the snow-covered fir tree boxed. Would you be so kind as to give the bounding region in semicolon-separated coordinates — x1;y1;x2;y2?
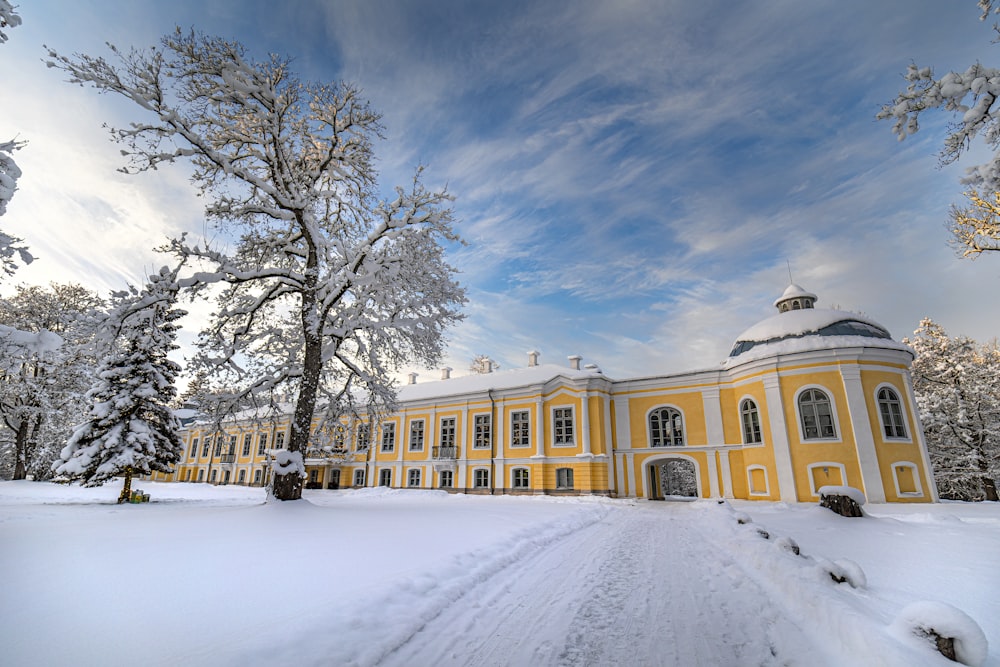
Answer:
0;283;104;480
905;318;1000;501
54;268;185;502
48;30;466;501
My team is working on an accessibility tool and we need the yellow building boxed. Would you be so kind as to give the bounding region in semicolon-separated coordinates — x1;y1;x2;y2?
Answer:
159;285;937;503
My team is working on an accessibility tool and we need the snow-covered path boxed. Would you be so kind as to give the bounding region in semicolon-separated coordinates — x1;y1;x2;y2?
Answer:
381;503;819;667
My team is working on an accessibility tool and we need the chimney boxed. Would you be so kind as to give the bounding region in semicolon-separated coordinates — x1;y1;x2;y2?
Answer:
441;367;452;380
527;350;539;367
568;355;582;370
407;372;418;385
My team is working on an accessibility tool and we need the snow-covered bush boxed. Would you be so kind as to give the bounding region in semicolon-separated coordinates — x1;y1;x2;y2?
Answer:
890;601;988;666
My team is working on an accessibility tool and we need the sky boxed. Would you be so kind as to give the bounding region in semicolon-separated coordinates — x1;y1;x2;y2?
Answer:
2;0;1000;382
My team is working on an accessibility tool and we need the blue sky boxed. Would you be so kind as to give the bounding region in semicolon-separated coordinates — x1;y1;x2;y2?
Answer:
2;0;999;380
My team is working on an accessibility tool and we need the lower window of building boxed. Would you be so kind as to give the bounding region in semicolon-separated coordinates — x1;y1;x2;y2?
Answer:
474;468;490;488
512;468;530;489
556;467;574;489
408;468;421;487
379;469;392;487
354;469;365;487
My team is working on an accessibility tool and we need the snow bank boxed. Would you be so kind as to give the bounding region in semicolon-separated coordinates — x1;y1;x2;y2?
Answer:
890;601;989;667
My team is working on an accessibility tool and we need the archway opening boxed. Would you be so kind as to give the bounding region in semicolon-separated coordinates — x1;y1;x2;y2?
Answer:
649;458;698;500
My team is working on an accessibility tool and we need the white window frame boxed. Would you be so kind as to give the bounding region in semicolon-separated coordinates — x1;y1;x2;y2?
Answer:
353;469;366;487
189;438;199;459
807;462;847;497
439;469;453;488
739;398;763;445
890;461;924;497
552;406;575;447
746;464;770;496
409;419;425;452
795;386;841;442
439;417;457;448
875;384;910;441
648;405;685;447
473;413;492;449
510;410;531;448
381;422;396;452
555;467;574;489
356;423;370;451
253;469;262;485
473;468;490;488
257;433;268;455
511;467;530;489
379;468;392;487
407;468;421;488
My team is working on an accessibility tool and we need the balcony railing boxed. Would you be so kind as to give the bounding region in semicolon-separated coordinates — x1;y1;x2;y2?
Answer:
433;446;457;460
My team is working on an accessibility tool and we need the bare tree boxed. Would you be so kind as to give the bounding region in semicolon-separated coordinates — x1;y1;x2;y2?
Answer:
47;30;466;500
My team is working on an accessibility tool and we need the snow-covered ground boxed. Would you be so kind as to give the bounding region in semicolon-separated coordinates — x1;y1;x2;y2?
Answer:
0;481;995;667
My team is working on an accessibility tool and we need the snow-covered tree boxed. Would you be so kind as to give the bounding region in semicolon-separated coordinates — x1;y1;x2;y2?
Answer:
0;1;20;44
47;30;466;500
905;319;1000;501
54;267;185;502
0;283;105;480
877;1;1000;256
0;1;29;277
469;354;499;374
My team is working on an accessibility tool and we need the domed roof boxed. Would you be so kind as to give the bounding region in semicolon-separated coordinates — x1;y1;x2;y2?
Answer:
726;285;911;365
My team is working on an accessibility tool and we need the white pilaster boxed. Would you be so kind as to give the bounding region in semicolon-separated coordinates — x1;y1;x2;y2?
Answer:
840;366;886;503
763;374;798;502
702;387;725;445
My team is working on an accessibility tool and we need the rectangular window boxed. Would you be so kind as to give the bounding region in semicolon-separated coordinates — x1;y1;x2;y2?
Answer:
473;414;491;449
512;468;530;489
409;420;425;451
474;468;490;488
381;423;396;452
356;424;370;451
276;432;285;449
197;469;204;482
210;469;218;483
228;435;237;455
309;469;318;484
242;434;252;457
201;438;210;458
440;417;457;448
408;468;421;487
379;469;392;487
556;467;574;489
257;433;267;455
353;469;366;487
189;438;199;459
510;411;530;447
439;470;453;488
214;440;222;457
238;469;246;484
553;407;575;445
253;469;262;485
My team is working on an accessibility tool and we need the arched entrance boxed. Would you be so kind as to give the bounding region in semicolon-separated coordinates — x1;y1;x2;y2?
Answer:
647;457;699;500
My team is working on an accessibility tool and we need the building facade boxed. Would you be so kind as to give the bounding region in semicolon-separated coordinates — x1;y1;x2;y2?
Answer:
157;286;937;503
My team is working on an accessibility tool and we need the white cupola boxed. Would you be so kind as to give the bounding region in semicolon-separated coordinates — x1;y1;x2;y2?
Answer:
773;283;817;313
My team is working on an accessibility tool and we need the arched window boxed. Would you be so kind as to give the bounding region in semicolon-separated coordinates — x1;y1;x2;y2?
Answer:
798;389;836;439
650;407;684;447
740;399;762;444
877;387;907;439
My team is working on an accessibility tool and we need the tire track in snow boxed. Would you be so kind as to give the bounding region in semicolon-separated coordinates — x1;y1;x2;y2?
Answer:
381;503;824;667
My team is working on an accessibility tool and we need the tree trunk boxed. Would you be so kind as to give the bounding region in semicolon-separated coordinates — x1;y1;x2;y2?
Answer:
12;419;29;480
118;467;133;504
982;475;999;502
271;284;323;501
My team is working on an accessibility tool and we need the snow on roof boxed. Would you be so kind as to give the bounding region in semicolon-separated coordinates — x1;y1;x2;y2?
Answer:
725;308;911;367
397;362;604;402
734;308;888;345
773;283;817;307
